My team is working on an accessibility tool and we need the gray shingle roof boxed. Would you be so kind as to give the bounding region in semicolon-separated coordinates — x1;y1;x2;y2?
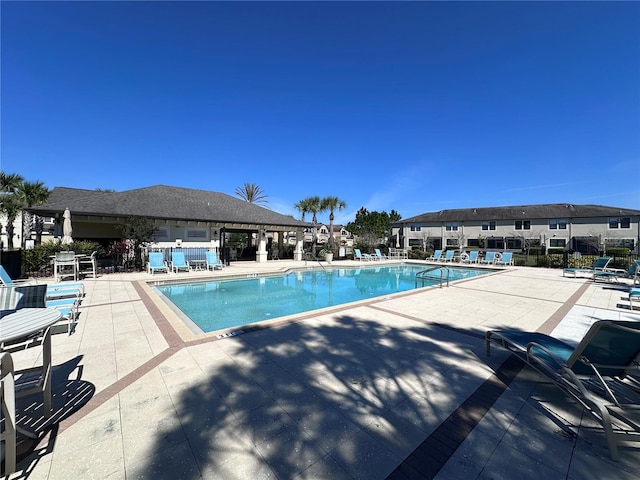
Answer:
29;185;308;228
398;203;640;224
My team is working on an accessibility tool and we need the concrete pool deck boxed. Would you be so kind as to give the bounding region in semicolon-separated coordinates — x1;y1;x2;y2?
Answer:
6;260;640;479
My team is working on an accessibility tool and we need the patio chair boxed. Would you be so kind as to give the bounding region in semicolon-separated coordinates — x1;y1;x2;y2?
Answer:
171;251;191;273
480;251;498;264
486;320;640;461
593;260;640;284
563;257;611;278
495;252;513;266
354;249;372;261
54;251;78;283
441;250;455;262
374;248;388;260
205;251;225;270
1;352;16;476
428;250;442;261
147;252;168;275
77;251;97;278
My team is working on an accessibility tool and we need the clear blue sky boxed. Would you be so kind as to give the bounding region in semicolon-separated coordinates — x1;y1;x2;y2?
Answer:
3;1;639;226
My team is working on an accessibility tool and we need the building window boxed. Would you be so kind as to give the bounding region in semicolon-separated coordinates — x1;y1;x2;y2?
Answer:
467;238;480;247
186;228;207;239
408;239;422;247
481;221;496;231
550;238;566;248
445;222;458;231
609;217;631;229
549;218;567;230
410;225;421;232
153;227;169;240
506;237;522;249
486;237;504;249
515;220;530;230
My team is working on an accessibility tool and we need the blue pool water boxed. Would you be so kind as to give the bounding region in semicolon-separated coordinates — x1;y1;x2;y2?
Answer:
155;264;490;333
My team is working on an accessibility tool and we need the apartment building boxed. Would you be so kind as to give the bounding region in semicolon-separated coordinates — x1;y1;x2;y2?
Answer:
392;204;640;254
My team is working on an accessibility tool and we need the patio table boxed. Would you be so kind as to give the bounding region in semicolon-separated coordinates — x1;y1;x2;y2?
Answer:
189;259;206;271
0;308;62;418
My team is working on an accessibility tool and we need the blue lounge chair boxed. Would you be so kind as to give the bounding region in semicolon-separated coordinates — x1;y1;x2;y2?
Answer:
373;248;388;260
495;252;513;266
467;251;479;263
171;251;191;273
593;260;640;284
487;320;640;461
629;287;640;310
428;250;442;261
563;257;611;278
147;252;168;275
441;250;455;262
354;249;372;261
205;251;225;270
480;251;497;264
0;265;83;300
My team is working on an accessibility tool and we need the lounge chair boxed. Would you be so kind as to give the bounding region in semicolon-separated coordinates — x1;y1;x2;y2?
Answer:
441;250;455;262
630;288;640;310
480;251;497;264
374;248;388;261
171;251;191;273
147;252;169;275
486;320;640;461
205;251;225;270
354;249;372;261
0;265;83;301
563;257;611;278
428;250;442;261
593;260;640;284
464;251;479;263
495;252;513;266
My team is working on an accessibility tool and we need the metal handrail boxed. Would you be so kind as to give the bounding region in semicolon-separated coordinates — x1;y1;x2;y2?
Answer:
415;266;450;288
304;251;326;271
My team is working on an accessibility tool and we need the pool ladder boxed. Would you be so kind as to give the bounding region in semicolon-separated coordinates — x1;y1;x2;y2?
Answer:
415;267;451;288
304;252;326;271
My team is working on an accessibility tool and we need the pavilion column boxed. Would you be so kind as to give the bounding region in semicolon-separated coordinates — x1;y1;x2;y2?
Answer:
294;228;304;261
256;228;268;263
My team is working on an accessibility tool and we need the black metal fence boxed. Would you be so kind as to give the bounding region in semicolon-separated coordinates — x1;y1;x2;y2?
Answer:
21;244;640;278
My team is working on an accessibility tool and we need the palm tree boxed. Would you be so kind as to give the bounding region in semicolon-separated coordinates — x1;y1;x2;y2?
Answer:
321;196;347;248
294;198;312;222
19;181;50;247
1;172;25;249
235;183;268;205
301;196;325;255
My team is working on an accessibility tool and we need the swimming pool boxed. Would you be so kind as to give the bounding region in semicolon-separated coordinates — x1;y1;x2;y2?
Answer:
154;264;491;334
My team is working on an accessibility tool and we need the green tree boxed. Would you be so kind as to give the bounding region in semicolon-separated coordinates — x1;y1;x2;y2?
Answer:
346;208;402;248
235;183;268;205
321;196;347;248
117;216;157;270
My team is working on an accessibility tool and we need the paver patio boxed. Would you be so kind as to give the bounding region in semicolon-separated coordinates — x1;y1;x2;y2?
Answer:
5;261;640;479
